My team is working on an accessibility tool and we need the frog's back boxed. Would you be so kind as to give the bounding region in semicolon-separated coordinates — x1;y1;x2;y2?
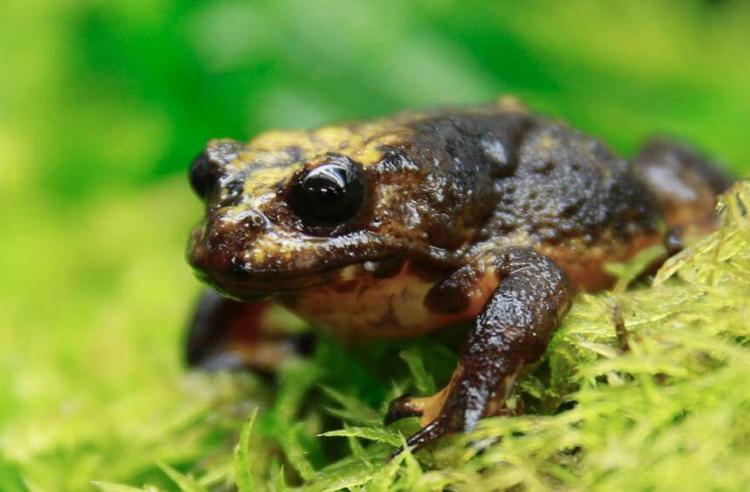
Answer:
484;117;661;245
396;105;658;239
395;102;726;291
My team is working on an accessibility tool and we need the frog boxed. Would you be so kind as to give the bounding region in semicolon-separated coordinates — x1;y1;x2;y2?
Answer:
185;97;732;453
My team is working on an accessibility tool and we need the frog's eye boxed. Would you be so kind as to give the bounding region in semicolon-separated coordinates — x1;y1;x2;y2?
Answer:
189;151;219;199
290;156;365;227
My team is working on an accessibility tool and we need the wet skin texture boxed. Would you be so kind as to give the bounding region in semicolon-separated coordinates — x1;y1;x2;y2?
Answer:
186;98;732;453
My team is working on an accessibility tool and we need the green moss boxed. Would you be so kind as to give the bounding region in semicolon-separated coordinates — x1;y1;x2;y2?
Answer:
2;182;747;491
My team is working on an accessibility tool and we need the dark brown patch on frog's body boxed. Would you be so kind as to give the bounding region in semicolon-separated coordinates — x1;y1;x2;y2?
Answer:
375;108;663;294
479;121;660;247
376;112;532;252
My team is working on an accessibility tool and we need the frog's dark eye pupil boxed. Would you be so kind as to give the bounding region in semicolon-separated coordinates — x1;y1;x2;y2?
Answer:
291;158;364;226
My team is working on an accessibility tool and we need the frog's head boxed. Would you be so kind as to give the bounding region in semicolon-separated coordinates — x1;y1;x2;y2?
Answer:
187;121;466;300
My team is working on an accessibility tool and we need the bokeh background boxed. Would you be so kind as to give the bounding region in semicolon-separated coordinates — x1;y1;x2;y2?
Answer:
1;0;750;488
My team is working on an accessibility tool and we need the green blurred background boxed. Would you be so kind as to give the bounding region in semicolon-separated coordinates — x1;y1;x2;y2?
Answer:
1;0;750;488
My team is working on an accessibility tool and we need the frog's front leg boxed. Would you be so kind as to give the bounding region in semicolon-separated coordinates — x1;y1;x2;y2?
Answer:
387;249;573;454
186;289;314;374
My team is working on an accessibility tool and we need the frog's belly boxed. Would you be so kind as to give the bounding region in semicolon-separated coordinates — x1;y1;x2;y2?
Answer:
283;263;498;339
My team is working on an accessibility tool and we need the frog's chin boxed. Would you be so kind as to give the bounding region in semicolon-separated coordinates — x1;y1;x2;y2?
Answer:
196;270;334;300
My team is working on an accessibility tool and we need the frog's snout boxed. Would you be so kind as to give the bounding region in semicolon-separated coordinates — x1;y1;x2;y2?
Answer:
189;211;268;277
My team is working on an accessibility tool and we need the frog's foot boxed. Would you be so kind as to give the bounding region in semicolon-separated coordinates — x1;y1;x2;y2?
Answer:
388;248;573;456
385;377;519;428
384;385;453;426
186;289;314;374
385;370;517;459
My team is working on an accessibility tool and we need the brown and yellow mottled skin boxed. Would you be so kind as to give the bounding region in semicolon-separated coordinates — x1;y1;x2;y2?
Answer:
185;98;731;453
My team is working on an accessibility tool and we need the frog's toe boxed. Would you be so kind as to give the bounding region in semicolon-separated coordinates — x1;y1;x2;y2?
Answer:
384;394;421;424
384;384;454;426
388;420;447;460
404;416;454;451
388;412;463;460
385;383;466;458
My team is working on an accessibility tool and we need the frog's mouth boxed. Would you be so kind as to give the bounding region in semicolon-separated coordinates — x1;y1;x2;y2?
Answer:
191;254;413;302
193;262;363;300
187;224;412;300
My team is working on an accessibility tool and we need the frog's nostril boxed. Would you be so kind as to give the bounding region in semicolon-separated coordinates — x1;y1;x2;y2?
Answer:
189;151;219;199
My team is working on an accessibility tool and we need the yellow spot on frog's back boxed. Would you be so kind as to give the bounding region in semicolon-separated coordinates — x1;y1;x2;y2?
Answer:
250;130;312;151
244;166;302;195
314;126;359;147
353;132;411;168
355;147;385;167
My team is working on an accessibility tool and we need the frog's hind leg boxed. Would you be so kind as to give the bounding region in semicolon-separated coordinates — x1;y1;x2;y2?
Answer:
633;137;733;235
186;289;314;374
386;249;573;455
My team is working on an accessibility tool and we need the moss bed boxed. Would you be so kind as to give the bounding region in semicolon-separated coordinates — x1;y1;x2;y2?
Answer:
1;182;749;491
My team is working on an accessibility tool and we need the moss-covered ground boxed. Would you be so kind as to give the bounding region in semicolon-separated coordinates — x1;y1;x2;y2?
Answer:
1;180;747;490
